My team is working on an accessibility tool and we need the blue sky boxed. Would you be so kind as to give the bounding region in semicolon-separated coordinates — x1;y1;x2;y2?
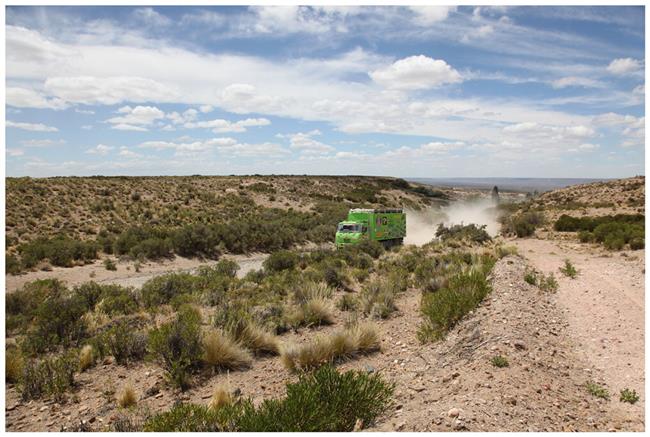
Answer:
5;5;645;178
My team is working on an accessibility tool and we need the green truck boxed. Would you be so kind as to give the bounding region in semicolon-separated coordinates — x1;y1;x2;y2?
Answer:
335;208;406;249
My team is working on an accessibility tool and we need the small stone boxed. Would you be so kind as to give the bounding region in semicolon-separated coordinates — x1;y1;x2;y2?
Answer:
453;418;465;430
365;365;375;374
447;408;462;418
155;392;164;399
514;340;527;350
395;421;406;431
451;371;460;378
40;406;49;412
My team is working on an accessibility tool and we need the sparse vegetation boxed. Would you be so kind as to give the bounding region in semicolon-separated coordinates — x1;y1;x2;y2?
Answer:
491;355;509;368
619;388;639;404
202;329;253;370
586;381;610;400
144;365;393;432
559;259;578;278
281;323;380;372
554;214;644;251
117;384;138;408
19;350;77;401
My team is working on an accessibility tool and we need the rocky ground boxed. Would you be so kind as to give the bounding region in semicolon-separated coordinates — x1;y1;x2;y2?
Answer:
6;251;643;431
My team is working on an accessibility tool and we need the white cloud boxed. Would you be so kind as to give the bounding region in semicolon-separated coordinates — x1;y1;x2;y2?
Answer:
107;105;166;126
86;144;114;155
137;137;287;158
81;125;93;130
6;87;67;109
44;76;179;105
75;108;95;114
551;76;604;89
409;6;456;25
21;139;65;147
284;130;335;154
633;84;645;96
184;117;271;133
7;148;25;157
118;146;143;158
606;57;642;75
132;7;172;27
111;123;148;132
6;120;58;132
167;108;199;125
370;55;462;90
199;104;214;113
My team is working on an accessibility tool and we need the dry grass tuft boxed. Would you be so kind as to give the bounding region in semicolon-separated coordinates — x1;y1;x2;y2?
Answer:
202;329;253;370
79;344;95;371
286;298;335;329
281;322;380;372
117;384;138;408
208;382;234;411
227;320;280;356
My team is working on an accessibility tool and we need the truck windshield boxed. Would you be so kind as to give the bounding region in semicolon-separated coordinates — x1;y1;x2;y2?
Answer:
338;224;360;233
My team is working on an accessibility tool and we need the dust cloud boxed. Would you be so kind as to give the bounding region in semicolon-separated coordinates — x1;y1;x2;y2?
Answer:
404;198;500;246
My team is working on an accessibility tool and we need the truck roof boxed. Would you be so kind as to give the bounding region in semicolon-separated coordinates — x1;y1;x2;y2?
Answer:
349;208;403;214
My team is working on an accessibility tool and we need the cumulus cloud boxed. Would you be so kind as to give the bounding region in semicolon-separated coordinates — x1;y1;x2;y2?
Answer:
86;144;114;155
7;148;25;157
409;6;456;25
370;55;462;90
606;57;642;75
6;120;58;132
283;130;335;154
107;105;166;126
184;117;271;133
137;137;288;158
21;139;65;147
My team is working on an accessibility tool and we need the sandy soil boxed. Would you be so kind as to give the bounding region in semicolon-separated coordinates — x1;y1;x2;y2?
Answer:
6;254;643;431
513;237;645;426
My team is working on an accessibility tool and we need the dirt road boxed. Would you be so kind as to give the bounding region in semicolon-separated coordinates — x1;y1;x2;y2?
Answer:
514;237;645;427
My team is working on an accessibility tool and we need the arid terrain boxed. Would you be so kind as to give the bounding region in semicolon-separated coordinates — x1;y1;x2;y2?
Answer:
4;175;644;432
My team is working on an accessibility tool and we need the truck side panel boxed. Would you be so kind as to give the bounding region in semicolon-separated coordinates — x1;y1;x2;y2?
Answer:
370;212;406;241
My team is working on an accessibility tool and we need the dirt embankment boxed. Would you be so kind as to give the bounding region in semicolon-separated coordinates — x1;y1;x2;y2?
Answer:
6;254;642;431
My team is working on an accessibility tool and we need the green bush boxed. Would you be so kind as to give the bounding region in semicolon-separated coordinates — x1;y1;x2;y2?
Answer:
18;237;98;269
144;365;394;432
6;254;21;275
129;237;172;259
102;320;148;365
555;214;644;250
97;286;139;316
148;307;203;390
620;388;639;404
586;381;610;400
263;250;299;272
172;224;220;258
24;293;88;353
436;223;491;244
559;259;578;279
104;259;117;271
418;256;495;342
19;350;77;401
141;273;198;308
491;355;509;368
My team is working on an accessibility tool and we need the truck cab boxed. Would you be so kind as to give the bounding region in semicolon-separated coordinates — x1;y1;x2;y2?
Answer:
335;221;368;247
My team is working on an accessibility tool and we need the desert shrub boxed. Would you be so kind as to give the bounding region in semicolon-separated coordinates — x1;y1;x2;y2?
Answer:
263;250;299;272
79;344;95;371
355;239;384;259
24;293;88;353
141;273;198;308
292;281;333;304
18;237;98;269
148;308;204;390
586;381;610;400
559;259;578;278
436;223;491;244
72;282;104;310
337;294;358;312
491;355;509;368
102;320;148;365
104;258;117;271
172;224;220;258
359;280;397;319
97;288;139;316
6;254;21;275
555;214;644;250
538;273;559;292
6;346;24;383
212;259;239;278
620;388;639;404
144;365;393;432
418;256;495;342
629;238;644;250
524;270;537;286
19;350;77;401
281;323;380;372
118;384;138;408
129;238;172;259
202;329;253;370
